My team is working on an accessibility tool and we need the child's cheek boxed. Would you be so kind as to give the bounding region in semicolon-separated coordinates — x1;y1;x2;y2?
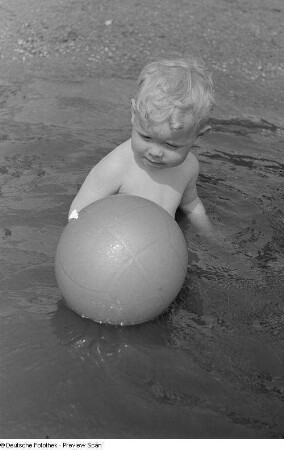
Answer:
131;136;143;155
135;136;145;151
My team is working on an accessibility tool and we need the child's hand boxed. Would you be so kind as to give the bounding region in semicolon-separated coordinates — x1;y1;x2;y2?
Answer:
68;209;79;222
183;223;252;280
200;229;253;280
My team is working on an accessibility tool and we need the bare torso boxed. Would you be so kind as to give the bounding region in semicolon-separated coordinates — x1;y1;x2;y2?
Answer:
118;139;195;216
68;138;199;219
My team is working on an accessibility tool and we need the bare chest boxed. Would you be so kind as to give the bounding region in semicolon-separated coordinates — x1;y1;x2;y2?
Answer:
118;161;188;216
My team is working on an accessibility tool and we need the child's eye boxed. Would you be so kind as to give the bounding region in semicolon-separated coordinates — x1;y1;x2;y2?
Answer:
141;134;151;141
166;143;179;149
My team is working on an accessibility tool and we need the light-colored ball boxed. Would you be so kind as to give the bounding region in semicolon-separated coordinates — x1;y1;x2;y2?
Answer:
55;195;188;325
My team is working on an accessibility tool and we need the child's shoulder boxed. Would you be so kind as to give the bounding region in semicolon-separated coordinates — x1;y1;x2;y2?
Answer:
107;138;132;160
98;139;131;167
182;151;200;176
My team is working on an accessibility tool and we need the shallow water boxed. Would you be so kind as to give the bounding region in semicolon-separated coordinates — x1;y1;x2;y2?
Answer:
0;79;283;438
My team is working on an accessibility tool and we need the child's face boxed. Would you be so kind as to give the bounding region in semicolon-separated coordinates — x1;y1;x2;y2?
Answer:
131;104;199;169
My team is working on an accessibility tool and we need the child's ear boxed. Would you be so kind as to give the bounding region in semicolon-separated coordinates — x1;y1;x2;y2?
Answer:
197;125;211;137
131;99;136;124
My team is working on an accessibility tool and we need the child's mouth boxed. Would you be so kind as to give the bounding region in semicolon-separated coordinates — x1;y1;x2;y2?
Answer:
144;157;165;168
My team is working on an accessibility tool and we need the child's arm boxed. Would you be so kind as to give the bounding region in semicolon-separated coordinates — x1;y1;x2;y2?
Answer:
179;159;214;239
68;149;124;220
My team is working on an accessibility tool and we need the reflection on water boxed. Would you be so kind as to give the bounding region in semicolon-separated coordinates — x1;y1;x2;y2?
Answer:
0;111;283;438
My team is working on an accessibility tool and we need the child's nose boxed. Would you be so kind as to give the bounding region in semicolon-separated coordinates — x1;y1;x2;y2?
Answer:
148;144;163;158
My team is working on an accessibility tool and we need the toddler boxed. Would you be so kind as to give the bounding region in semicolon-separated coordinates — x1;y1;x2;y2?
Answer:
69;56;215;239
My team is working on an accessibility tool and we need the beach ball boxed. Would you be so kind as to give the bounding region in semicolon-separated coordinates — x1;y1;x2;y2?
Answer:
55;195;188;325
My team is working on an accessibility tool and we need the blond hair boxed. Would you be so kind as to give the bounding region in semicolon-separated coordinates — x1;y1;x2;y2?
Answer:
135;57;214;131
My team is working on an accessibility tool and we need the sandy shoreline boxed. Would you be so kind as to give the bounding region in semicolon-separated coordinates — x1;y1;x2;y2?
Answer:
0;0;283;120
